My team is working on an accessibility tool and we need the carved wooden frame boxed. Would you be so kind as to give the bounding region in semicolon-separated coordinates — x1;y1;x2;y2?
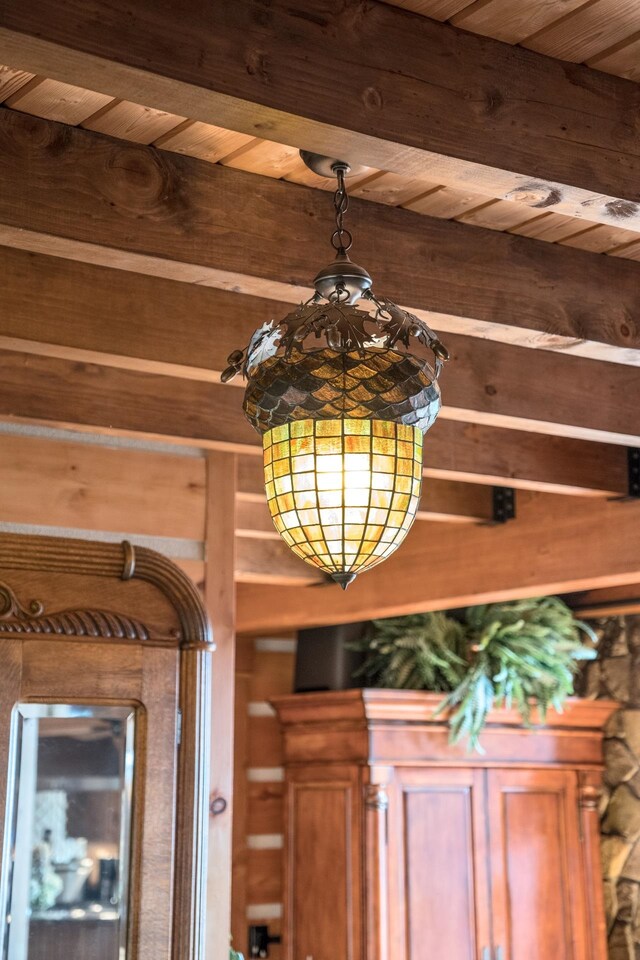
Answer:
0;532;213;960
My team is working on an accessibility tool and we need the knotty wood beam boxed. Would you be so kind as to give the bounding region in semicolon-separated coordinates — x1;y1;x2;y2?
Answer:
0;247;263;382
0;350;258;450
5;246;640;446
2;0;640;229
3;326;640;447
236;494;640;632
0;350;630;496
0;111;639;363
5;247;640;447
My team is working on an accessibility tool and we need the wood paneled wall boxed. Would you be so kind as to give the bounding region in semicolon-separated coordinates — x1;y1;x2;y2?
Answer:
0;424;207;581
232;635;298;959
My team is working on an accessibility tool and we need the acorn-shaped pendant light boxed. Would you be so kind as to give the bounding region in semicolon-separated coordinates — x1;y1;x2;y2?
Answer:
223;152;449;588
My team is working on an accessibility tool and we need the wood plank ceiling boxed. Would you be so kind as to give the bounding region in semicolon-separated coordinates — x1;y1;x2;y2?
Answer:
0;0;640;615
1;51;640;264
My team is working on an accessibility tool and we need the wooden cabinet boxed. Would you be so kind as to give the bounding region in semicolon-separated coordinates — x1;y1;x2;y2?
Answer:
273;691;617;960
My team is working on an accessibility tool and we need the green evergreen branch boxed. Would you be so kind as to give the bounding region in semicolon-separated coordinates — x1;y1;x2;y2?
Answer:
350;597;597;751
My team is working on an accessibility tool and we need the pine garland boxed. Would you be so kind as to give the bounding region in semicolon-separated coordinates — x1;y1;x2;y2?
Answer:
354;612;468;692
351;597;597;751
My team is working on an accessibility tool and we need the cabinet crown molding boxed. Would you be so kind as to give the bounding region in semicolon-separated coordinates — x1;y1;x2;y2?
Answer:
272;690;619;767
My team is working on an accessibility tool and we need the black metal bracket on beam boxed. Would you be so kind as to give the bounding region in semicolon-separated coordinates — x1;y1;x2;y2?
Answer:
249;925;282;958
491;486;516;525
609;448;640;502
628;448;640;499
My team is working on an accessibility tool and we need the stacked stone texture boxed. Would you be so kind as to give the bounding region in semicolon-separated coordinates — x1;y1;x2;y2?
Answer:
580;615;640;959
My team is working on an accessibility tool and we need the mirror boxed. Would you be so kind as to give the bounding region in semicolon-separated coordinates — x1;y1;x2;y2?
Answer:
1;704;136;960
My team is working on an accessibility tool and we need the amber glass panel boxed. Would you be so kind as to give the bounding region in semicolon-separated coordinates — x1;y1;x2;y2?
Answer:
263;418;423;576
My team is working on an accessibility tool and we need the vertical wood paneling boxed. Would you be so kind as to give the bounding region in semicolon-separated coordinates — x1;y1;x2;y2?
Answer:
388;769;490;960
205;452;238;960
286;769;362;960
231;635;254;952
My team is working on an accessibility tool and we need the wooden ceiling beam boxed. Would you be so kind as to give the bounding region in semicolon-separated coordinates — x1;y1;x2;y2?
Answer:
0;247;263;383
2;245;640;445
0;111;639;365
235;537;324;586
2;0;640;229
0;349;630;497
0;350;258;451
236;494;640;632
564;583;640;619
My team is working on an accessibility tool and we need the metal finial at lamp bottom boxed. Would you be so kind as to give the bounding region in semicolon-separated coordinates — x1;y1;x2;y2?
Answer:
221;151;450;587
332;572;357;590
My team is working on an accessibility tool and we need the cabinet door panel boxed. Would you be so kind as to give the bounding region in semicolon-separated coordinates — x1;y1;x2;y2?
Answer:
388;769;490;960
487;769;588;960
284;765;362;960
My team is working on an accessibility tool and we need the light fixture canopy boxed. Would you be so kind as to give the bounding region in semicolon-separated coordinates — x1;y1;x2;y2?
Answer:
223;154;449;587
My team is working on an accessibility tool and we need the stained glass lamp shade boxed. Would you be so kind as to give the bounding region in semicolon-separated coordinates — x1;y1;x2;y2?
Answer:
221;153;449;587
263;418;423;587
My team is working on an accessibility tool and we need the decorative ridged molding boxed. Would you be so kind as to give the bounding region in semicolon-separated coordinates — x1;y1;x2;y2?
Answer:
0;579;153;640
0;536;213;650
0;579;44;620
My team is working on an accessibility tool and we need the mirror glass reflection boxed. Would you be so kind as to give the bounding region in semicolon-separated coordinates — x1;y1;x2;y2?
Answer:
2;704;136;960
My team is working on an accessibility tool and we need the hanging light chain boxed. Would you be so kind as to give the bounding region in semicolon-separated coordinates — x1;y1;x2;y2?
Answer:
331;163;353;254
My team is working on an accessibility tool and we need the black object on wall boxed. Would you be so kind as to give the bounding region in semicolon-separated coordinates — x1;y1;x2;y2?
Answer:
295;621;368;693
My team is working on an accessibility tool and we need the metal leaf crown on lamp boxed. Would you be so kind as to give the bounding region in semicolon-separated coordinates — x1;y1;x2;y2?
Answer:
222;152;450;588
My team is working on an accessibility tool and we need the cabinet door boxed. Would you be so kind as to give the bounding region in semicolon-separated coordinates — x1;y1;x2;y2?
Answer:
487;769;589;960
283;764;362;960
388;768;491;960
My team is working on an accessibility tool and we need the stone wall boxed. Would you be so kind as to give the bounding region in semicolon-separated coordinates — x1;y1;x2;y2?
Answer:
580;615;640;959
